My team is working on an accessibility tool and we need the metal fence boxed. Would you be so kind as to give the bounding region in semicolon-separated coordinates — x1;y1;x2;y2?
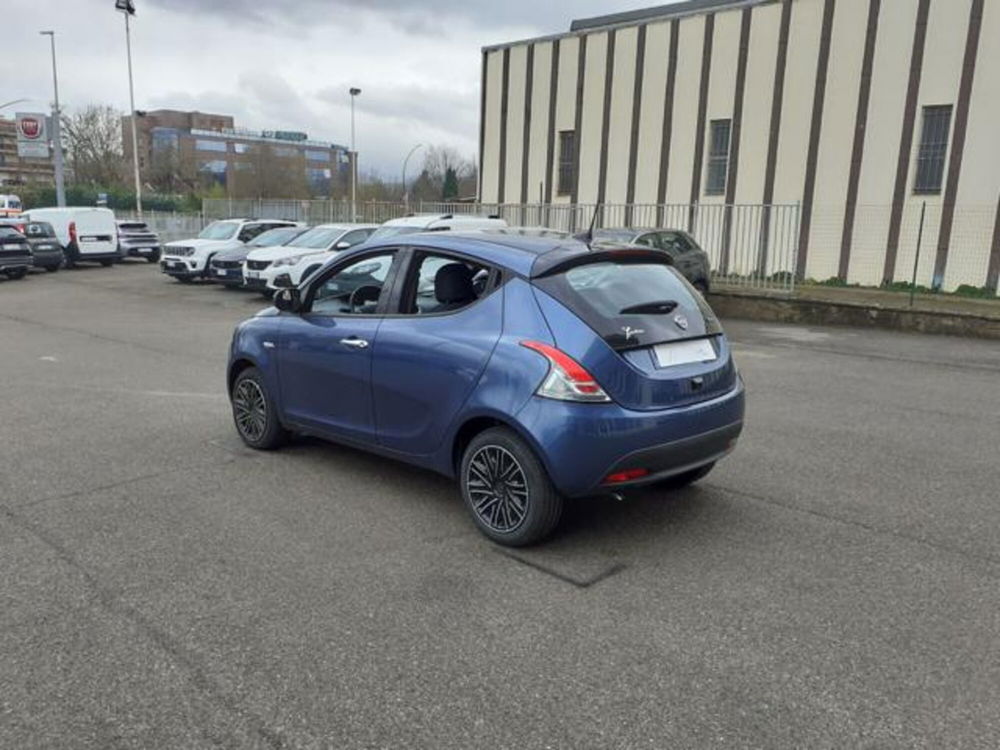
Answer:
201;198;802;292
116;210;206;243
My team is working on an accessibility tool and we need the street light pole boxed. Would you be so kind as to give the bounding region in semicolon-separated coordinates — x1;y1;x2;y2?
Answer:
118;1;143;216
401;143;423;213
349;87;361;222
39;32;66;207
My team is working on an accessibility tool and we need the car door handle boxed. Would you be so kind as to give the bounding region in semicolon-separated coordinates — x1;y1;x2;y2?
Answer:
340;337;369;349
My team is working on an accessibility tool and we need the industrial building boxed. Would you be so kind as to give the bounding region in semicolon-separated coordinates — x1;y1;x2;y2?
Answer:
479;0;1000;291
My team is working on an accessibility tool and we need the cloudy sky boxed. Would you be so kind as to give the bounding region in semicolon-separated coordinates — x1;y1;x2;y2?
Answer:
4;0;666;178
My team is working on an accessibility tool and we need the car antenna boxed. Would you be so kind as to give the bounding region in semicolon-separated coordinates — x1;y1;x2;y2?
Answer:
583;204;601;249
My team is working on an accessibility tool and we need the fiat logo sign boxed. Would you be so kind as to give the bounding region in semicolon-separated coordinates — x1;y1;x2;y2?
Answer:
18;117;42;140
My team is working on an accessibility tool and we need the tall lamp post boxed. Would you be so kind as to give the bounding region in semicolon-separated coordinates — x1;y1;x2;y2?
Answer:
116;0;142;216
349;87;361;222
39;32;66;207
401;143;423;213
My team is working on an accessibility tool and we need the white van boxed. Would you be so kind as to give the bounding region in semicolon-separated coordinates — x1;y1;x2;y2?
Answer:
0;194;23;217
20;207;119;267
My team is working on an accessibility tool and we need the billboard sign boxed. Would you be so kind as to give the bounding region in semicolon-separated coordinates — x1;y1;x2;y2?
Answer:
16;113;50;158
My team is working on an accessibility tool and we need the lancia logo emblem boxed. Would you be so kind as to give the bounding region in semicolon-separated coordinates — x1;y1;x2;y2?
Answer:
621;326;645;341
673;313;689;331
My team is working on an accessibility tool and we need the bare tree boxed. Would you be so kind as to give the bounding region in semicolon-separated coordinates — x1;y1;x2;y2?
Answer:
62;105;128;187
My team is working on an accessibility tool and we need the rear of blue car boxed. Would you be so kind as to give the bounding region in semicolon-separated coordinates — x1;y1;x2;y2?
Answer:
494;251;744;498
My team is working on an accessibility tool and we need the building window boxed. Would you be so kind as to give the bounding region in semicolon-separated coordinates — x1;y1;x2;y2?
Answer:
232;142;251;154
271;146;298;158
195;139;227;153
557;130;576;197
914;105;952;195
705;119;731;196
305;150;331;162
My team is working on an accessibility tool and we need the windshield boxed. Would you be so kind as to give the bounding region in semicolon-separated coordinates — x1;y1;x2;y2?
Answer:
198;221;239;240
286;226;346;250
534;260;721;351
368;226;423;241
248;226;303;247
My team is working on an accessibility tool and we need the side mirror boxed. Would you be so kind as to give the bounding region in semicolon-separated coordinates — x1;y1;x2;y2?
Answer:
334;241;351;250
273;287;302;313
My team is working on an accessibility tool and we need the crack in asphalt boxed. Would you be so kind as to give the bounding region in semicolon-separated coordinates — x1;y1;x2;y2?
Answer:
705;481;1000;573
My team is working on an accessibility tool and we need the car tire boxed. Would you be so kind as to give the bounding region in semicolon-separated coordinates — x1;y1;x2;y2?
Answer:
260;289;275;299
174;276;193;284
460;427;563;547
147;252;161;263
231;367;288;450
45;265;60;273
5;269;27;280
693;279;709;294
661;462;715;489
100;259;114;267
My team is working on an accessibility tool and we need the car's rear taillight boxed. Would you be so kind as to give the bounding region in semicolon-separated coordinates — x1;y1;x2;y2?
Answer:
520;340;611;403
68;221;77;244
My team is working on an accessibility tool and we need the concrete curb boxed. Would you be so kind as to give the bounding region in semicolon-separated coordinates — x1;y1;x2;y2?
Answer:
707;290;1000;340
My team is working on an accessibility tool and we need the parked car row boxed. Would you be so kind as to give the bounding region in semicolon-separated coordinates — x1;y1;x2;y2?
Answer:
0;206;164;282
160;213;510;295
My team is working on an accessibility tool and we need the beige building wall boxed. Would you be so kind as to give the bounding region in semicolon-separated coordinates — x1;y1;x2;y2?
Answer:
664;15;705;205
481;0;999;292
480;50;503;204
632;21;672;205
603;27;638;205
523;42;553;204
849;0;920;286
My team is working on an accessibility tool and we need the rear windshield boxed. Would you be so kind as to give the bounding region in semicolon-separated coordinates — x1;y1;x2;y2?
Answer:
26;222;55;237
198;221;239;240
368;226;425;241
534;260;721;351
119;222;148;231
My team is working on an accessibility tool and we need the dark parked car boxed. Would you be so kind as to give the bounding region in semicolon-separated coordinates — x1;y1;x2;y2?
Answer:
117;220;162;262
0;226;34;280
0;219;63;272
208;225;309;288
227;232;744;546
590;228;713;293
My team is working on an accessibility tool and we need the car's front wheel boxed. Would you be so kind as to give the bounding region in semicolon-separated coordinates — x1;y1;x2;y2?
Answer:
231;367;287;450
5;269;27;280
460;427;563;546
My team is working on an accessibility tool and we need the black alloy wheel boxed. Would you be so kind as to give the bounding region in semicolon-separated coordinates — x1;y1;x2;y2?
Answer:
460;427;562;546
231;367;287;450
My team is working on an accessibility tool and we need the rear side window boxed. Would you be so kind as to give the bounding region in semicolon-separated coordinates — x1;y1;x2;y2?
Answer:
534;261;721;351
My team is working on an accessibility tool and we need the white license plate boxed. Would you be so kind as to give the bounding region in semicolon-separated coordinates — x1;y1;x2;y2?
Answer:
653;338;717;368
245;271;259;279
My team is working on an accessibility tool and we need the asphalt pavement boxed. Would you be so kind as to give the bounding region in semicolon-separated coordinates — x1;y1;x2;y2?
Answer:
1;262;998;749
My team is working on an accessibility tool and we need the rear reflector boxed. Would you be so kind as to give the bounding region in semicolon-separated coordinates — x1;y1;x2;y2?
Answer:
603;468;650;485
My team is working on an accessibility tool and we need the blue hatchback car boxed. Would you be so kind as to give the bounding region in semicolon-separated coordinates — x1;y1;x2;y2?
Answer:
227;231;744;546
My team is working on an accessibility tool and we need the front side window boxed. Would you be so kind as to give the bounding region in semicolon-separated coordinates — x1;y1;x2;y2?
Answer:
557;130;576;197
914;105;952;195
310;253;395;316
400;253;493;315
705;119;731;196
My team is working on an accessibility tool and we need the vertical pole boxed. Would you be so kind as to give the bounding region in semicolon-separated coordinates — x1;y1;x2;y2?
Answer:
43;32;66;207
350;94;356;223
124;12;142;216
910;201;927;308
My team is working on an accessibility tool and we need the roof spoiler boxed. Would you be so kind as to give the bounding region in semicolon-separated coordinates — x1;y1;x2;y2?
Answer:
532;246;673;279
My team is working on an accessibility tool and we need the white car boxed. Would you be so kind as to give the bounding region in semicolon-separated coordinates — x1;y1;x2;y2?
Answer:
160;218;299;283
20;206;119;267
368;213;507;242
243;223;376;294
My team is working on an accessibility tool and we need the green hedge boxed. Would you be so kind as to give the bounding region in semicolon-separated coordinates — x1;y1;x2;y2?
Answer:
17;185;199;213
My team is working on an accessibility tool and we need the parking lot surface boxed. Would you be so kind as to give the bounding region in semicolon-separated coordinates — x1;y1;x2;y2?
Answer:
1;264;998;749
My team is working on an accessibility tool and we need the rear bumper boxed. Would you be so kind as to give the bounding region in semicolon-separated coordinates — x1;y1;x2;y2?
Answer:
0;257;32;272
121;243;161;256
30;249;63;267
515;377;745;497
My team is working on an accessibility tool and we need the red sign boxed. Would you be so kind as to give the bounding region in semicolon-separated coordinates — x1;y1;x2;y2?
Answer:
18;117;42;140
